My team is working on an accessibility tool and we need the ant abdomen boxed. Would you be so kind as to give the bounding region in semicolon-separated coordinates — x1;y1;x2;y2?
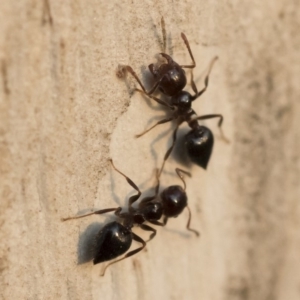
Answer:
93;221;132;264
184;126;214;169
161;185;187;217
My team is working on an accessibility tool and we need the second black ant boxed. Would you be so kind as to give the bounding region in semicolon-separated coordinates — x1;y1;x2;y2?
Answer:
119;18;228;170
62;159;198;275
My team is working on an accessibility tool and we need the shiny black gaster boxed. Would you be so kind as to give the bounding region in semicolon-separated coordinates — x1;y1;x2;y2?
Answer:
185;126;214;169
93;221;132;264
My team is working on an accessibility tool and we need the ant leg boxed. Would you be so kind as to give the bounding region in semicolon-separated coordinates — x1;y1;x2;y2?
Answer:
190;114;229;143
186;206;200;237
135;116;175;138
138;168;161;208
101;232;146;276
175;168;191;191
141;167;161;203
158;121;183;177
135;89;174;109
109;159;142;209
163;216;168;225
147;78;167;95
180;33;196;69
123;66;148;92
148;219;164;226
125;66;163;96
192;114;223;127
140;222;165;243
190;70;198;95
61;207;121;221
191;56;218;100
140;224;157;242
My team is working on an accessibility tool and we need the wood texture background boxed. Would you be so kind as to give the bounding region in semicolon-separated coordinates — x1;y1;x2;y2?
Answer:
1;1;300;299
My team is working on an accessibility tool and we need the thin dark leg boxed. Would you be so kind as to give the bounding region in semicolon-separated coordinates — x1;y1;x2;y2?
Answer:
61;207;121;221
109;159;142;209
190;114;229;143
179;33;196;69
175;168;191;191
124;66;148;92
190;70;198;95
125;65;164;96
136;116;175;138
146;78;166;95
140;224;157;242
101;232;146;276
191;114;223;127
191;56;218;100
186;206;200;237
138;168;161;207
163;216;168;225
135;88;174;109
158;122;182;177
148;220;164;227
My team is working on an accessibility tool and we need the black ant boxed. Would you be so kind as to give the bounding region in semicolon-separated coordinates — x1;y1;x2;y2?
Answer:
62;159;198;275
119;18;228;170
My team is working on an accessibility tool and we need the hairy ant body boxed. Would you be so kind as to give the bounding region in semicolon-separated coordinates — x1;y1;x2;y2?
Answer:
120;18;227;170
62;159;198;275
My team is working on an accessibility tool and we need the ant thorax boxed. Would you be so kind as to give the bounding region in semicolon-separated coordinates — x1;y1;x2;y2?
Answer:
142;202;163;220
171;90;193;114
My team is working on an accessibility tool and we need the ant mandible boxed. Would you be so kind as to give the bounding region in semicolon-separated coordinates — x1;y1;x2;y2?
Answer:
62;159;198;275
119;18;228;170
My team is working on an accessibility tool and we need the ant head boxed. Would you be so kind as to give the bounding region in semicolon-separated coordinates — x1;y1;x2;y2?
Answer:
185;125;214;169
149;54;187;96
171;90;192;113
160;185;187;218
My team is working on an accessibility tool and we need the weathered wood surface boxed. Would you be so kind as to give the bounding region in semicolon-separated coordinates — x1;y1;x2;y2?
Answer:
1;1;300;299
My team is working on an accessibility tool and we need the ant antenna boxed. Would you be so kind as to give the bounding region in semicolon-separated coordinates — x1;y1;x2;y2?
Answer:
175;168;191;191
180;33;196;68
161;17;167;53
109;159;142;209
154;168;161;197
191;56;218;98
186;206;200;237
109;159;141;197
